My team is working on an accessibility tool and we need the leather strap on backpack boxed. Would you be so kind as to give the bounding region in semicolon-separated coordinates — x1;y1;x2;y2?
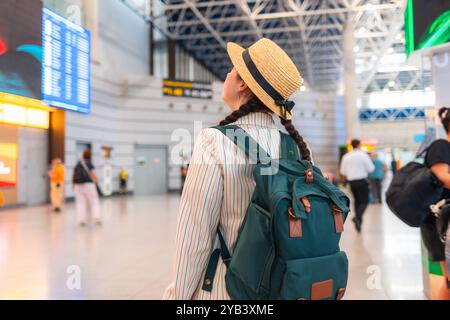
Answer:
333;206;345;233
202;228;231;293
202;249;221;292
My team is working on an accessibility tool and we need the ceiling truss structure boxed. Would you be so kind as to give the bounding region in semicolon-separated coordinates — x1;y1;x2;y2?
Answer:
121;0;432;94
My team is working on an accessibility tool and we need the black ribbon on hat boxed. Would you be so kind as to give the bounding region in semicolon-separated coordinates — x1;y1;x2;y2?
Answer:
275;99;295;112
242;49;295;113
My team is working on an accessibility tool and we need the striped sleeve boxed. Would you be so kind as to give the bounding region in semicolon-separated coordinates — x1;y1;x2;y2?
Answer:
163;128;224;300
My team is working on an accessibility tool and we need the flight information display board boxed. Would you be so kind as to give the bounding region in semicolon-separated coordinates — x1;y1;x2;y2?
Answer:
42;8;91;113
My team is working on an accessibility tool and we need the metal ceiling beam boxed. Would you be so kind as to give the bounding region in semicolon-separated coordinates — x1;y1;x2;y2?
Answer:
167;15;397;31
183;0;227;48
175;28;388;40
167;18;343;31
192;37;345;50
121;0;175;38
122;0;419;94
234;0;263;39
165;0;256;11
165;2;401;16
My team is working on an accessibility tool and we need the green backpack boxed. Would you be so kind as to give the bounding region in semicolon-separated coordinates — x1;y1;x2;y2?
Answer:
202;125;350;300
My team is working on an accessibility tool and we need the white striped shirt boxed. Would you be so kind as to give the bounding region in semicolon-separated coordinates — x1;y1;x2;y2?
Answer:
163;112;300;300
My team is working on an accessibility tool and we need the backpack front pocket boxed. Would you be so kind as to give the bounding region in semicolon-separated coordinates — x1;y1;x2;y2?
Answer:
279;251;348;300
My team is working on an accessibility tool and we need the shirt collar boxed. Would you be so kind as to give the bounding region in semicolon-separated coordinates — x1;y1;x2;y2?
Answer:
233;112;277;128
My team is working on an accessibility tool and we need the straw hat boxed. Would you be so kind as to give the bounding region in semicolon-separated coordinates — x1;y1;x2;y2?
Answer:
227;38;304;120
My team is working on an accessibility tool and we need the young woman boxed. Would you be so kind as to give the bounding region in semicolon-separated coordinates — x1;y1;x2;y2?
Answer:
422;107;450;300
164;38;312;300
72;149;102;227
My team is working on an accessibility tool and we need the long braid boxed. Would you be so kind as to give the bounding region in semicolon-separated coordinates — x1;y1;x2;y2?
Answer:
219;96;312;162
219;97;267;126
280;118;312;162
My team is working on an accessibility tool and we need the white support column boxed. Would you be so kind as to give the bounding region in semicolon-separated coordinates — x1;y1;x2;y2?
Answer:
432;49;450;138
83;0;100;64
343;22;360;141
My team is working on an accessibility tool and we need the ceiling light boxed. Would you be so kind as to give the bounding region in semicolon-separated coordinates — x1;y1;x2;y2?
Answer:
377;65;419;73
353;45;360;53
380;53;407;64
388;80;395;87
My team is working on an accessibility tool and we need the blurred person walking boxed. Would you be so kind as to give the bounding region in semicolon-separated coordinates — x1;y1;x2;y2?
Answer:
368;152;386;204
390;151;398;175
421;107;450;300
72;150;101;227
48;158;65;212
340;139;375;233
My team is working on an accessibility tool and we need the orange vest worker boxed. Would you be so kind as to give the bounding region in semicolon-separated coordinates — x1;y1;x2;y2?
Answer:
50;163;65;184
49;160;65;212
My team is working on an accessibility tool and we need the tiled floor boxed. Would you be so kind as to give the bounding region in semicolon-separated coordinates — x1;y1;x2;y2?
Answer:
0;193;426;300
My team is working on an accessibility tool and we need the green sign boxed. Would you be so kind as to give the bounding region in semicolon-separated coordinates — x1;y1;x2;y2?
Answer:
405;0;450;56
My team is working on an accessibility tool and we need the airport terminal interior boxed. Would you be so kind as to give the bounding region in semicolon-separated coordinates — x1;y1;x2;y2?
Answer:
0;0;449;300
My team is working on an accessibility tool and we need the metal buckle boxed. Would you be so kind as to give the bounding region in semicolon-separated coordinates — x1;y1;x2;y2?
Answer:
288;207;296;219
305;168;314;184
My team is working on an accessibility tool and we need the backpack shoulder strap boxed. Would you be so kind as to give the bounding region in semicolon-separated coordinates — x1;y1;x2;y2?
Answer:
280;132;300;161
211;125;272;163
203;125;272;293
214;125;301;162
202;228;231;293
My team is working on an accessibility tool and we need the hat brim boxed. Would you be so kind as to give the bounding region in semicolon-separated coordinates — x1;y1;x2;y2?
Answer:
227;42;293;120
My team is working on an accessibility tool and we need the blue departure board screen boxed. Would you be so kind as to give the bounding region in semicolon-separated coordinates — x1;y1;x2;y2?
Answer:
42;8;91;113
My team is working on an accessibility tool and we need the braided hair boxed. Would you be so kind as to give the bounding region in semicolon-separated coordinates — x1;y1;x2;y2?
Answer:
438;107;450;134
220;95;312;162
